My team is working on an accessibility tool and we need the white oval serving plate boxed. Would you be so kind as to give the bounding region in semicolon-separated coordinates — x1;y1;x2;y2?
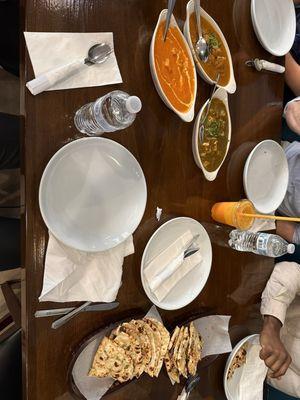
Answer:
39;137;147;252
243;140;289;214
141;217;212;311
192;87;231;181
251;0;296;57
150;9;197;122
184;0;236;94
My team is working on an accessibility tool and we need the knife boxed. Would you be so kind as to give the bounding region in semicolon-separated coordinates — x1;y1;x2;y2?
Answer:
35;301;119;318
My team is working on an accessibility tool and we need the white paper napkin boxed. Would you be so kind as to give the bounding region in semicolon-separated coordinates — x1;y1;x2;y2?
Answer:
39;232;134;303
72;307;232;400
24;32;122;91
250;217;275;233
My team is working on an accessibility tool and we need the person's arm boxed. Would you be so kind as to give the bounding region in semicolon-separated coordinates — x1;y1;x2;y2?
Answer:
260;262;300;378
285;52;300;96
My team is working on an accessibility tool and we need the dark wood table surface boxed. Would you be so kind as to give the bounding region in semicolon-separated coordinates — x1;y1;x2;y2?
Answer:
21;0;285;399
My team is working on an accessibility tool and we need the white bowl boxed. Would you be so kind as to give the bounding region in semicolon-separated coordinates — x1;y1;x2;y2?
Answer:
184;0;236;94
251;0;296;57
141;217;212;311
243;140;289;214
192;87;231;181
150;9;197;122
39;137;147;252
224;334;267;400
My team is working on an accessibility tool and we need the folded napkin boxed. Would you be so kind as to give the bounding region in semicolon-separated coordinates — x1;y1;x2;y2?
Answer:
24;32;122;91
144;231;203;302
236;338;268;400
39;233;134;303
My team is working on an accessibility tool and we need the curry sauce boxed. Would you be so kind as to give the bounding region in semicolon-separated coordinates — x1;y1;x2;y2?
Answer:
189;13;230;86
154;22;195;113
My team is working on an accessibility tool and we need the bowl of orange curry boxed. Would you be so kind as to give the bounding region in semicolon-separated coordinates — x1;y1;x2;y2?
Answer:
150;9;197;122
192;87;231;181
184;0;236;94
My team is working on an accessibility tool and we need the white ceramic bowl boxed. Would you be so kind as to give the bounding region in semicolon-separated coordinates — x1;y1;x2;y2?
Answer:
150;9;197;122
39;137;147;252
224;334;265;400
251;0;296;57
184;0;236;94
141;217;212;311
243;140;289;214
192;87;231;181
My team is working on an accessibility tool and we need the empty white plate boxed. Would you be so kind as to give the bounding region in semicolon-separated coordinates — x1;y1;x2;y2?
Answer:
251;0;296;56
39;137;147;252
141;217;212;310
243;140;289;214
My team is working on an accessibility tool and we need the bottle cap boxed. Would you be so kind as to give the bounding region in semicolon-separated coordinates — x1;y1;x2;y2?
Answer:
287;244;295;254
125;96;142;114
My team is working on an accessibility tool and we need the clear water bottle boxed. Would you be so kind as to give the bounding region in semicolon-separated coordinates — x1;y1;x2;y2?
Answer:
229;230;295;257
74;90;142;135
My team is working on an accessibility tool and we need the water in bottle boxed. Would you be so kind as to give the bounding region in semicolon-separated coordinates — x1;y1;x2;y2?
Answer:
74;90;142;135
228;229;295;257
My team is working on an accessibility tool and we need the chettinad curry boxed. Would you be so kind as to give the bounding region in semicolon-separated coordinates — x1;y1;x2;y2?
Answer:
189;13;230;86
198;98;229;172
154;21;195;113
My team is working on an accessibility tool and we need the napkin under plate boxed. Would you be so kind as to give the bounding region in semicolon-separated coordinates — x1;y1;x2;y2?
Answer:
39;232;134;303
24;32;122;91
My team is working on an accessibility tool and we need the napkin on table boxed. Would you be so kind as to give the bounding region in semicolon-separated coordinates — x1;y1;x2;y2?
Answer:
24;32;122;91
39;232;134;303
144;231;203;302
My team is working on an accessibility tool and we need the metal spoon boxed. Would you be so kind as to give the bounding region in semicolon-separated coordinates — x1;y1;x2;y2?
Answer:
198;73;220;144
194;0;209;62
177;375;201;399
26;42;113;96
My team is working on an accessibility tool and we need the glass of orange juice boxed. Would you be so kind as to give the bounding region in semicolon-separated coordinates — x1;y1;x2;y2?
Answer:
211;199;255;230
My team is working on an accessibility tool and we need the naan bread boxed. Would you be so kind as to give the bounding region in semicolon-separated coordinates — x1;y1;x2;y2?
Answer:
187;322;203;376
144;317;170;377
164;326;181;383
109;328;144;378
176;326;189;378
89;337;134;382
132;319;157;377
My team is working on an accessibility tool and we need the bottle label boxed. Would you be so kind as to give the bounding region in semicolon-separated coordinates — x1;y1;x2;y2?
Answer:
256;233;269;255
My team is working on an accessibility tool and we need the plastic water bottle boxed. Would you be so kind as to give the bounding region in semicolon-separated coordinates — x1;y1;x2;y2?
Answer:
74;90;142;135
228;230;295;257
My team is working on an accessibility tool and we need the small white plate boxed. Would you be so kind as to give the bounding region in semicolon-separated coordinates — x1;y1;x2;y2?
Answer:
149;9;197;122
224;334;266;400
39;137;147;252
251;0;296;56
243;140;289;214
141;217;212;310
184;0;236;94
192;87;231;181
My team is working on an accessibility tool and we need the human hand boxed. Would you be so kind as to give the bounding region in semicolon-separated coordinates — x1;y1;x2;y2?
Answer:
285;100;300;135
260;315;292;379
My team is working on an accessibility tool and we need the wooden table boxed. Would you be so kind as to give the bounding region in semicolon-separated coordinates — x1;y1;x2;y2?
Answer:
21;1;285;399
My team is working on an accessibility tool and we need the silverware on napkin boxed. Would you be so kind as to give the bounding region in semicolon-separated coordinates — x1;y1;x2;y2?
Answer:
43;301;119;329
245;59;285;73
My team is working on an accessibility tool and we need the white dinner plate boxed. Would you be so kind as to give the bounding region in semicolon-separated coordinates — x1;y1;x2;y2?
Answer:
243;140;289;214
39;137;147;252
224;334;267;400
251;0;296;56
141;217;212;310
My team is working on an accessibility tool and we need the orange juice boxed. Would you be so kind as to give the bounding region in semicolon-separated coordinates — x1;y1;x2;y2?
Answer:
211;200;255;230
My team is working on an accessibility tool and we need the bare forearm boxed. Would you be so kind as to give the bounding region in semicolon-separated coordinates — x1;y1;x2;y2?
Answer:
285;53;300;96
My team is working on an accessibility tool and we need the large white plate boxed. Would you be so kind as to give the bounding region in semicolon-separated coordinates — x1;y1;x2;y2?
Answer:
251;0;296;56
224;334;267;400
243;140;289;214
39;137;147;252
141;217;212;310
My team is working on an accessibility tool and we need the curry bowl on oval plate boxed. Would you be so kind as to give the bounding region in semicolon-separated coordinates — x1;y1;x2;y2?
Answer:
150;9;197;122
184;0;236;94
192;87;231;181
